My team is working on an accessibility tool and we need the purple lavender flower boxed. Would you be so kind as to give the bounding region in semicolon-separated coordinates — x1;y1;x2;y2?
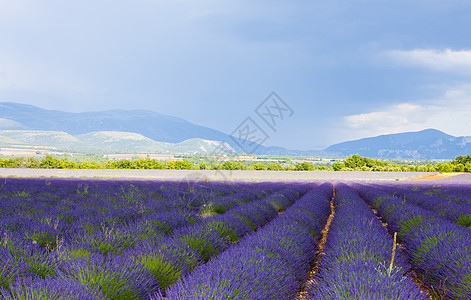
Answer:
355;183;471;299
59;254;158;300
157;182;332;300
124;236;202;290
307;183;426;300
1;277;104;300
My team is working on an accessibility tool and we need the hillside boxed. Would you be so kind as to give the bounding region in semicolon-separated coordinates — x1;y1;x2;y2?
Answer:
0;102;230;144
0;130;237;154
326;129;471;159
0;102;323;155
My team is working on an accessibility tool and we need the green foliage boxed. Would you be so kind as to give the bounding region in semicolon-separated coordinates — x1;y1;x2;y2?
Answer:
168;159;193;170
455;155;471;165
67;264;144;300
332;162;345;171
204;221;239;242
24;232;58;249
399;216;426;238
84;230;136;257
267;162;283;170
201;202;227;215
135;255;181;289
331;154;471;173
295;162;315;171
416;233;452;260
177;234;220;262
248;163;268;170
20;252;58;278
344;154;388;169
233;215;256;230
2;152;471;172
222;161;246;170
68;248;91;260
40;155;76;169
0;156;42;168
457;214;471;227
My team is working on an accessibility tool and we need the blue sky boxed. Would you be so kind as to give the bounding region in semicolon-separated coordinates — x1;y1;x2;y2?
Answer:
1;0;471;150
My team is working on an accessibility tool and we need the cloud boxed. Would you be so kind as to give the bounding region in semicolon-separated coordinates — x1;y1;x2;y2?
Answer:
344;84;471;138
345;103;421;129
386;48;471;73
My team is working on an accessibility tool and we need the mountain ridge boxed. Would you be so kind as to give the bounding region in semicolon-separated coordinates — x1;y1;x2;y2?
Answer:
0;130;239;154
326;128;471;159
1;102;470;159
0;102;330;156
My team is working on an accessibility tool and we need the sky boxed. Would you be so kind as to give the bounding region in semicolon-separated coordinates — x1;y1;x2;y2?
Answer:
1;0;471;150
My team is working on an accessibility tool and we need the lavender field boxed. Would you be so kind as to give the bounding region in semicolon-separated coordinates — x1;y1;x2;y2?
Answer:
0;177;470;299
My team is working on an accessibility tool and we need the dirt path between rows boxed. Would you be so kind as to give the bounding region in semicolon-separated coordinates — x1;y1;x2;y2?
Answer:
296;185;336;299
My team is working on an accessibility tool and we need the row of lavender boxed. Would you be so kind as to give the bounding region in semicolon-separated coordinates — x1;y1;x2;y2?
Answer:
355;183;471;299
154;182;333;299
369;182;471;228
157;181;447;300
382;176;471;206
0;178;311;299
306;183;427;299
0;178;274;265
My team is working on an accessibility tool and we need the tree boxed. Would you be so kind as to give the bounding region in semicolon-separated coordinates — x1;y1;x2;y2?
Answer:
267;163;283;171
454;163;465;172
455;155;471;165
344;154;367;169
78;160;104;169
222;161;245;170
250;163;268;170
332;162;344;171
40;155;76;169
344;154;388;169
174;160;193;170
14;157;41;168
295;162;315;171
0;158;15;168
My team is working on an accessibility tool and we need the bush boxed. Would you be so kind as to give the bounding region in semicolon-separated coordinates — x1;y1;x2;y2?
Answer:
249;163;268;170
267;162;283;171
332;162;345;171
295;162;315;171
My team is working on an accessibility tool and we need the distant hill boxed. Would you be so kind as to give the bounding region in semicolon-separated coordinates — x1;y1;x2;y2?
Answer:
326;129;471;159
0;102;232;143
0;102;325;155
2;102;470;158
0;130;237;154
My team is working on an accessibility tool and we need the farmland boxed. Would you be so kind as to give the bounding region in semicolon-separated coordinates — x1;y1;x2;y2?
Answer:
0;175;470;299
0;168;438;181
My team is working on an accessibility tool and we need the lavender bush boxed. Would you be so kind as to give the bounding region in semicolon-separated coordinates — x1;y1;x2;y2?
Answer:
356;183;471;299
307;183;426;299
156;182;332;299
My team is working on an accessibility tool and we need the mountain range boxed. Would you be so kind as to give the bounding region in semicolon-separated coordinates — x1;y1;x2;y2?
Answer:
0;102;324;156
1;102;470;159
326;128;471;159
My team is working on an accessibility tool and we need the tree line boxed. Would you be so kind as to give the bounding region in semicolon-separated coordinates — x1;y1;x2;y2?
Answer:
0;155;292;170
332;154;471;172
0;154;470;172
